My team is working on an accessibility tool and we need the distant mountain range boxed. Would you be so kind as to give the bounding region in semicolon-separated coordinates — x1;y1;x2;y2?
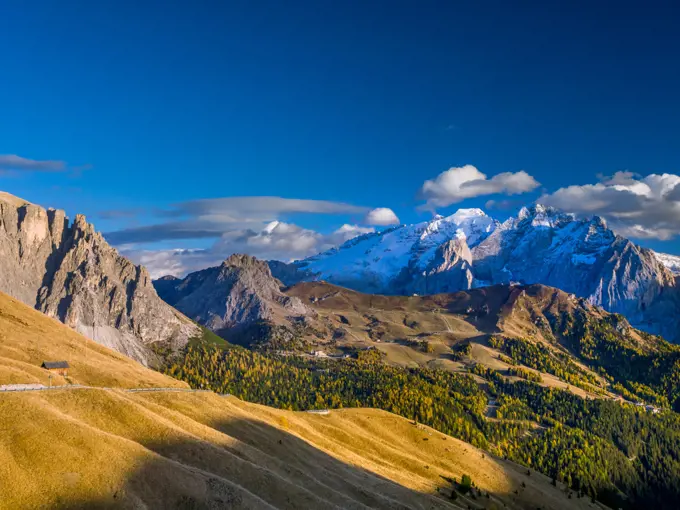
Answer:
0;192;199;365
4;186;680;366
267;205;680;342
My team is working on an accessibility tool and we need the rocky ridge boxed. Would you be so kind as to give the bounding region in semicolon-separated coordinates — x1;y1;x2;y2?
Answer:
0;192;199;364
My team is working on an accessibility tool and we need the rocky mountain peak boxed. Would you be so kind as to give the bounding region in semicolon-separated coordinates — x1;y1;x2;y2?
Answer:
222;253;272;274
0;191;199;365
419;237;474;293
517;203;551;218
72;213;96;235
516;204;573;228
591;215;607;228
417;207;497;250
157;274;180;281
447;207;488;220
154;253;312;336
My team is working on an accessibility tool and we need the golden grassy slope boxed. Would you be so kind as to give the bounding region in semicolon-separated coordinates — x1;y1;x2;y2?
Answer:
0;291;186;388
0;291;602;509
0;389;602;510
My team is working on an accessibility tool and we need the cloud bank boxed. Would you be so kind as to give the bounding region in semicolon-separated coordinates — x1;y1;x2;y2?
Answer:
539;172;680;239
106;195;390;276
420;165;540;209
105;196;378;245
127;222;376;278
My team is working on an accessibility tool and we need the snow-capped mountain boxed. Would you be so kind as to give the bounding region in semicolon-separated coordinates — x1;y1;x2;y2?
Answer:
271;205;680;341
470;206;677;335
654;252;680;275
282;209;497;294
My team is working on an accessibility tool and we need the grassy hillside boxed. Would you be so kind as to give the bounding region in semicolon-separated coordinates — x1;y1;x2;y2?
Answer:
0;291;186;388
284;282;677;403
0;388;599;510
0;288;594;509
167;319;680;508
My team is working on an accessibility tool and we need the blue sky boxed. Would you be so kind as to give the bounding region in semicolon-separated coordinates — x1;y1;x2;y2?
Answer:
2;1;680;275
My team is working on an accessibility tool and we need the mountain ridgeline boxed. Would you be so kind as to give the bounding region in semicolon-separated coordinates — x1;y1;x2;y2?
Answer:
268;205;680;342
153;249;680;411
0;192;199;365
6;190;680;509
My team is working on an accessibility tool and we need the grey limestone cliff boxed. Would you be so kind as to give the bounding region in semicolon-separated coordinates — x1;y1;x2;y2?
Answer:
0;192;199;365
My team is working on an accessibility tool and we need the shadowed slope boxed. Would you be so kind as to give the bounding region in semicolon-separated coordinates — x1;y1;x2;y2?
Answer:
0;291;602;509
0;389;600;510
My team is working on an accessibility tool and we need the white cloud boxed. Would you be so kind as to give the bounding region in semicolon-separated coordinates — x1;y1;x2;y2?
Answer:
106;194;394;276
124;249;205;278
172;196;367;217
329;224;375;244
213;221;375;262
539;172;680;240
419;165;540;209
364;207;400;225
126;222;376;278
217;221;322;261
0;154;66;172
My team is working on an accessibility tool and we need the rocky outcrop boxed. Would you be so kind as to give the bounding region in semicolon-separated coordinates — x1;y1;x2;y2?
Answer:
155;254;312;336
0;192;199;365
421;237;475;293
391;236;474;295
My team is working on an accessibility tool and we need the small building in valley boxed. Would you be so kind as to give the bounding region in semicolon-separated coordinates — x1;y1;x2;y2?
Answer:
41;361;70;377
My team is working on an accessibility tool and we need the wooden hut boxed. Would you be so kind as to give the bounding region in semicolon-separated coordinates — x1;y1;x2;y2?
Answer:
41;361;69;377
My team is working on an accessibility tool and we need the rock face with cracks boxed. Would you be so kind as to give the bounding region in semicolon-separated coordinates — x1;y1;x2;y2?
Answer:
0;192;199;365
155;254;312;337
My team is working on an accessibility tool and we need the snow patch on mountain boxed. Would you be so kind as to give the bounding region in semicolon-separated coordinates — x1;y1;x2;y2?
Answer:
654;251;680;275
